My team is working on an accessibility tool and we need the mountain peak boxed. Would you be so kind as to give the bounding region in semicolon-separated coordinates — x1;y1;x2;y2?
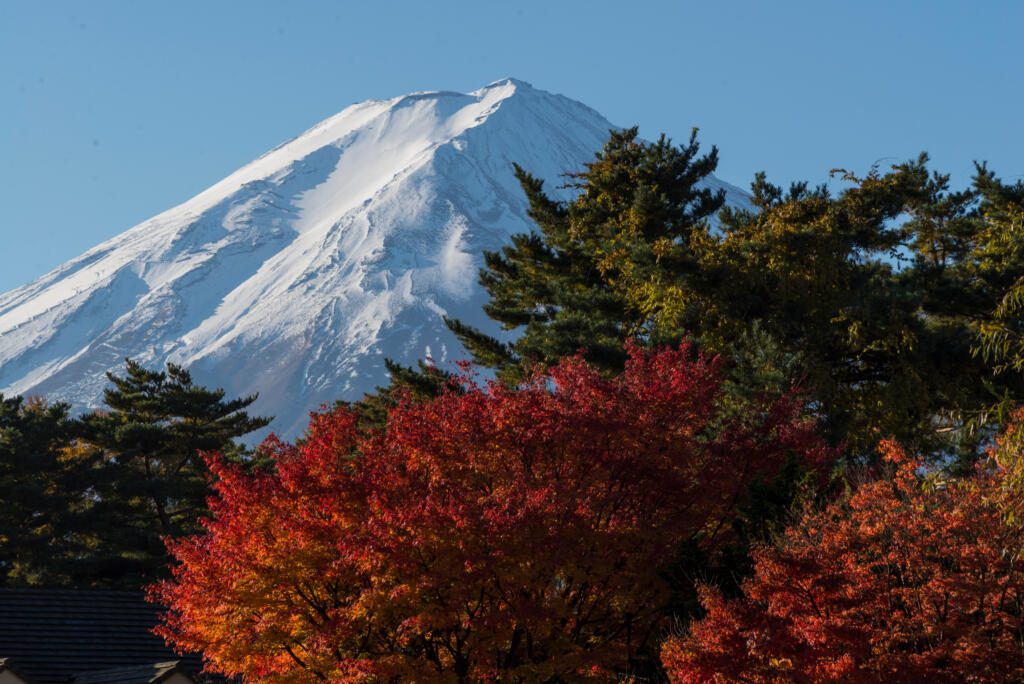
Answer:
0;81;749;439
482;77;534;90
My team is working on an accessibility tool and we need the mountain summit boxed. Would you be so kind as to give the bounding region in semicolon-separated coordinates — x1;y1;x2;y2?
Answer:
0;80;748;437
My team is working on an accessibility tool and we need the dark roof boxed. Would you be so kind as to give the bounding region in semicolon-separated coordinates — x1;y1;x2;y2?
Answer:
73;661;186;684
0;589;207;684
1;657;35;683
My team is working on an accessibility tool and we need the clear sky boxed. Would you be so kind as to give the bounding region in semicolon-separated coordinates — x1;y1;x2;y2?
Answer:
2;0;1022;292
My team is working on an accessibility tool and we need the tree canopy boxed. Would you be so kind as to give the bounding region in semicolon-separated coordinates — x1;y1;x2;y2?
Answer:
662;421;1024;683
153;344;829;682
0;360;270;588
441;131;1024;458
0;395;84;586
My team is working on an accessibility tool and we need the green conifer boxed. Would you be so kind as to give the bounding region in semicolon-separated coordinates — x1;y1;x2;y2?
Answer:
0;396;86;585
447;126;724;381
75;359;270;585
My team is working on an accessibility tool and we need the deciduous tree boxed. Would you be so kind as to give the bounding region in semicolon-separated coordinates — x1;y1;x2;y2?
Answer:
154;344;828;682
662;433;1024;683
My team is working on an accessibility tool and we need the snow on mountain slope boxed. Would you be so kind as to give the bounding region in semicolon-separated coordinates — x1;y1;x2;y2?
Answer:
0;79;751;438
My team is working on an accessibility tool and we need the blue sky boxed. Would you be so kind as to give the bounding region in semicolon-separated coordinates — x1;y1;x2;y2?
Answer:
2;0;1022;292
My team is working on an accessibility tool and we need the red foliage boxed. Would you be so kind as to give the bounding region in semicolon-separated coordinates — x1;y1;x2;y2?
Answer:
152;344;826;682
662;439;1024;683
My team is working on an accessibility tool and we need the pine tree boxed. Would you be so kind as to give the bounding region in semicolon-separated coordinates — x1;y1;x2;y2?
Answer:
0;395;87;586
446;126;725;382
974;166;1024;375
446;136;1023;457
348;358;454;430
683;157;999;454
75;359;270;586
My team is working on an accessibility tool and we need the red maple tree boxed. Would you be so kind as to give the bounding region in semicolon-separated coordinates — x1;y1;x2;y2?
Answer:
152;344;826;682
662;436;1024;683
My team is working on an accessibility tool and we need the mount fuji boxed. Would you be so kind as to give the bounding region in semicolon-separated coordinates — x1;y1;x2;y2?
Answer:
0;79;749;438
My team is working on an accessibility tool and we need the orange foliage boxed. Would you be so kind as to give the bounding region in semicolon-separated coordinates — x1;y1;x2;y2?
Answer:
663;438;1024;683
152;344;826;682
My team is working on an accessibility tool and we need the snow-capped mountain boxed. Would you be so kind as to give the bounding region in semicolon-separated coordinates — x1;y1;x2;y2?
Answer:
0;79;749;438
